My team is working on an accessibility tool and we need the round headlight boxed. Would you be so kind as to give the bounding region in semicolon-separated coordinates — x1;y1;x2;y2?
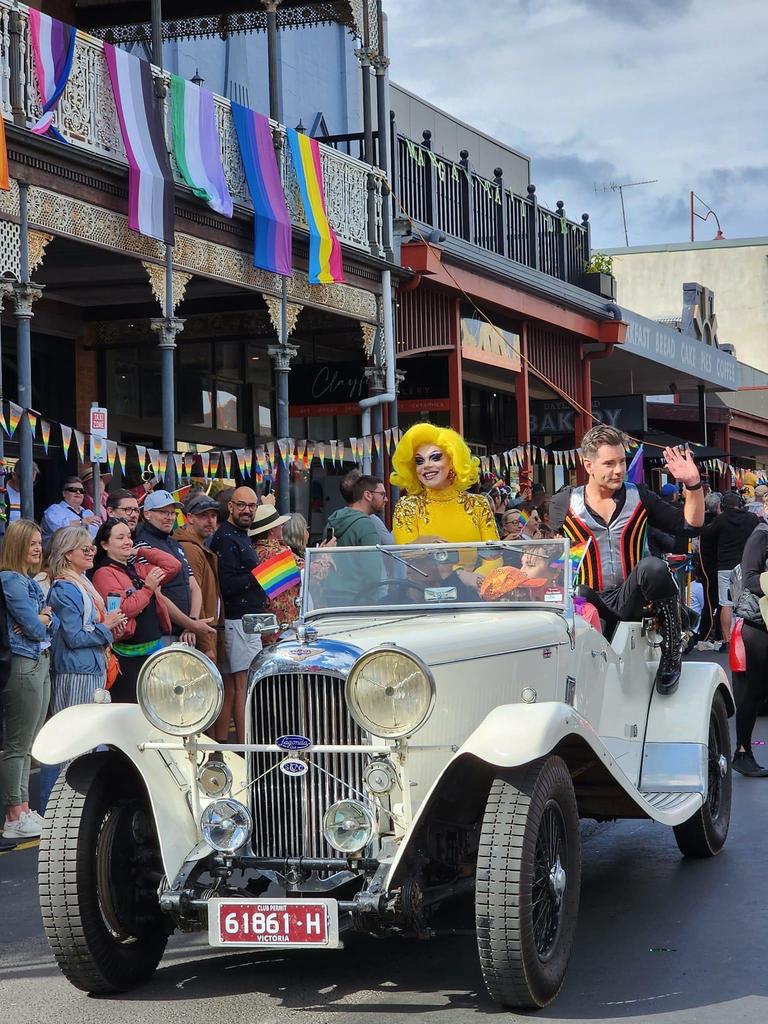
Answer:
197;759;233;798
201;798;252;854
345;648;435;739
323;799;375;854
137;644;224;736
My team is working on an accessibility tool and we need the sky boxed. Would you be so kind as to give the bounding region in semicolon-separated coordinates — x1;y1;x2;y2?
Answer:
384;0;768;250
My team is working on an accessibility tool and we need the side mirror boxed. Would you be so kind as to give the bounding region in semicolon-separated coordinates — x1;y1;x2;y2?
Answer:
242;613;279;635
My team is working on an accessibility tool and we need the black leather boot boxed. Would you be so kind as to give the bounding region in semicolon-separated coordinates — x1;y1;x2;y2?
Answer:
655;597;682;695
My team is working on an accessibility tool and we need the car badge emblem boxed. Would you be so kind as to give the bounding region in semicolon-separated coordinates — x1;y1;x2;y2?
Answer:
279;757;309;777
285;646;321;661
276;734;312;751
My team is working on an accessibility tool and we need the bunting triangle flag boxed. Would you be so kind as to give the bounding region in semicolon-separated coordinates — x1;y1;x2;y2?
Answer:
61;423;72;458
0;406;7;436
349;437;359;464
73;429;86;463
265;443;275;472
106;440;117;473
363;436;373;460
40;420;51;453
26;411;37;438
304;442;315;468
244;448;253;477
329;439;338;466
384;427;393;454
172;452;183;479
7;402;22;438
316;442;325;469
135;444;147;471
155;451;169;479
147;448;160;476
234;448;246;476
199;451;210;477
117;444;128;474
373;433;382;457
276;439;289;468
222;450;232;478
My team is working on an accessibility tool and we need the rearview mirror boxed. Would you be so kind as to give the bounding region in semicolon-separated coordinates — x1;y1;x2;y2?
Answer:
242;613;279;635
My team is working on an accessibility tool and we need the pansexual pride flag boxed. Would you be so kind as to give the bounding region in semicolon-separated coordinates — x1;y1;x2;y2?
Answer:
170;75;233;218
252;549;301;599
28;10;76;142
231;103;292;276
286;128;344;284
104;44;175;244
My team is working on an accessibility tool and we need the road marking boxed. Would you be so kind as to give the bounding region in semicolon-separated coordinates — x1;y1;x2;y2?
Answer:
0;838;40;856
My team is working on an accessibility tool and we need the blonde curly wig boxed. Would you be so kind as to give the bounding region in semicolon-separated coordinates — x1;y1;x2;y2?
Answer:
390;423;480;494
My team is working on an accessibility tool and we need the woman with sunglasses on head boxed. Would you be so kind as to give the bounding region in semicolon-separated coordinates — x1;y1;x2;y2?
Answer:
91;518;180;703
0;520;55;839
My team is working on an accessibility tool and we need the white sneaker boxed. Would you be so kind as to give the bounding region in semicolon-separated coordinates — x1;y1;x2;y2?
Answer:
25;809;44;826
3;813;42;839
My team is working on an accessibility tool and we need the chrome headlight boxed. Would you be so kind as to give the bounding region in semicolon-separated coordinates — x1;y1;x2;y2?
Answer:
197;759;233;798
345;647;435;739
323;799;375;854
201;798;252;854
137;644;223;736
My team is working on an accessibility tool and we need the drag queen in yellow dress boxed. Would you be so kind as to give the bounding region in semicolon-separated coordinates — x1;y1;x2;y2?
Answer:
391;424;499;549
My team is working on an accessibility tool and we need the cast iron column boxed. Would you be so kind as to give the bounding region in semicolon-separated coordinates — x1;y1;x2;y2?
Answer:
0;282;14;532
14;182;43;519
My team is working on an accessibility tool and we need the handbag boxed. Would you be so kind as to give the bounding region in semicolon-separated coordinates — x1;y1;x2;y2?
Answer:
105;647;121;689
733;586;765;630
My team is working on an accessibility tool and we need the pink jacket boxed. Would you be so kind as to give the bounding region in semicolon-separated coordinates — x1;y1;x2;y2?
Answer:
92;546;180;640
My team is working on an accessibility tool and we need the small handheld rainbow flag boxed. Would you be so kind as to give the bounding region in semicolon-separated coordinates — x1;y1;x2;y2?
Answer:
551;541;589;574
252;549;301;599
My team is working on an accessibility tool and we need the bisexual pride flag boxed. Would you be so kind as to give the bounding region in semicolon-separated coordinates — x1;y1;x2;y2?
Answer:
28;10;76;142
252;549;301;599
231;103;292;276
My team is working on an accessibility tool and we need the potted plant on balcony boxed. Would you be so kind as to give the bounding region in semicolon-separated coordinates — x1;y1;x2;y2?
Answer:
580;252;617;300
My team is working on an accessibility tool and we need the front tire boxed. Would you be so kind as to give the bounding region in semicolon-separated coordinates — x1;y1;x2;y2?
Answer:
38;754;168;993
476;756;581;1010
673;690;732;857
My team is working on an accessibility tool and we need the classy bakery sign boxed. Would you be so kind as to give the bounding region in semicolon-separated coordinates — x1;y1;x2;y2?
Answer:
530;395;646;435
289;360;450;416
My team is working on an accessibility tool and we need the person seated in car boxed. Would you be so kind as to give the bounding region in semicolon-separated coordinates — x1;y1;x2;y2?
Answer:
549;425;704;696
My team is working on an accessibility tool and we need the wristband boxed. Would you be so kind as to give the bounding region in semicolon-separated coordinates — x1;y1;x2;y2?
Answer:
685;480;703;491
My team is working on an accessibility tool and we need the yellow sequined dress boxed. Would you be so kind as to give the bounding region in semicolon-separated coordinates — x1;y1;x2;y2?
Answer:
392;486;499;547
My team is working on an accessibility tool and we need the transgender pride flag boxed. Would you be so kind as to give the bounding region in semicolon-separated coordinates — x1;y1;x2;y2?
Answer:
104;44;175;244
28;10;76;142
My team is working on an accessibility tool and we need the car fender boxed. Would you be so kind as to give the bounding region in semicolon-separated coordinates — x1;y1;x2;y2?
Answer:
387;701;625;889
645;660;733;746
32;704;229;881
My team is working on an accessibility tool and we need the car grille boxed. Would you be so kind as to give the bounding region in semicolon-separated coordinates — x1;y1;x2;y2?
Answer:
249;672;368;859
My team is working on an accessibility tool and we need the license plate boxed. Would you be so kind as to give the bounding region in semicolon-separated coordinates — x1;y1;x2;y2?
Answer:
208;898;340;948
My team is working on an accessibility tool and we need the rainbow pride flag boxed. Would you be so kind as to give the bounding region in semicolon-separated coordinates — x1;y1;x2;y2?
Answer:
252;549;301;599
286;129;344;285
551;542;588;573
231;103;292;276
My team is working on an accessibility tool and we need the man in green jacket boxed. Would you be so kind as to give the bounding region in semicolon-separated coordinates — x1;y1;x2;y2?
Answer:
324;475;386;605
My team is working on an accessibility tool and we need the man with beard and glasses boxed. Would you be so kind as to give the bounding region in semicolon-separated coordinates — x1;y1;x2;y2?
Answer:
210;487;268;743
549;424;704;696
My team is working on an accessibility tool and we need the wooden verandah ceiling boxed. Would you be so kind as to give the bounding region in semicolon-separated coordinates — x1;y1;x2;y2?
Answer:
66;0;366;42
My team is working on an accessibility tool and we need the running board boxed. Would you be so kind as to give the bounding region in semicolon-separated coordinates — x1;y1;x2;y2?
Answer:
638;789;703;825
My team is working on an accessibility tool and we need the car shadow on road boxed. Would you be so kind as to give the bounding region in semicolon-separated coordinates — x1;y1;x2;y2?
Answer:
100;819;767;1020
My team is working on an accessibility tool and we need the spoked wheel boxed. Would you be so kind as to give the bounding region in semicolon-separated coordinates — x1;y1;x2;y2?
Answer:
476;756;581;1010
39;754;169;993
673;691;732;857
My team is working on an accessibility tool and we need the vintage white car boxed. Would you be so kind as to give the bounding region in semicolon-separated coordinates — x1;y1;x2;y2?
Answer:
33;539;733;1010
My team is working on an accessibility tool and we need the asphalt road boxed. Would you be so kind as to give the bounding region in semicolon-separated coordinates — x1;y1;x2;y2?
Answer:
3;651;768;1024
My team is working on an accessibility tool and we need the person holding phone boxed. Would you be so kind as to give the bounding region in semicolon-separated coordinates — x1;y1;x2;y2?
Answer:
91;518;181;703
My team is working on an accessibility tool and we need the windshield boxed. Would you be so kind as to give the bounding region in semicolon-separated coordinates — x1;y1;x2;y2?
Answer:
302;539;577;617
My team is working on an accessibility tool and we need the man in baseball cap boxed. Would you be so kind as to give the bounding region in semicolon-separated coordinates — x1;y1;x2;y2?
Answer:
174;493;223;666
135;490;216;648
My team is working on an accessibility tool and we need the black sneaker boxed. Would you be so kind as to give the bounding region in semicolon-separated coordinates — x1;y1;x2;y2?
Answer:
732;751;768;777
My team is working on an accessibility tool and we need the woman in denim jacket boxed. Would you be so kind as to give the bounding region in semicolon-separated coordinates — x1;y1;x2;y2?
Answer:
48;526;126;708
0;520;56;840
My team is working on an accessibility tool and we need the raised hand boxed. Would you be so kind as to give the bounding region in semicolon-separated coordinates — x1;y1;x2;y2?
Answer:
662;446;700;488
143;566;166;592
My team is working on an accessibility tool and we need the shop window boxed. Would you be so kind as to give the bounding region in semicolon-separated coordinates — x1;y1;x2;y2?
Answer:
216;386;240;431
179;375;213;428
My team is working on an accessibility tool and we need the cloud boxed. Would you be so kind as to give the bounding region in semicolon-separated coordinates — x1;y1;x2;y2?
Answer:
385;0;768;247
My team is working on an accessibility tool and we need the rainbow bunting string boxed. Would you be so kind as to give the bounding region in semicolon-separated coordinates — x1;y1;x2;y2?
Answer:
286;128;344;284
252;549;302;599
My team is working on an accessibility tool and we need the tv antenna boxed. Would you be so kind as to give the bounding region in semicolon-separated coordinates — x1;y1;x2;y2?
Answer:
595;178;658;246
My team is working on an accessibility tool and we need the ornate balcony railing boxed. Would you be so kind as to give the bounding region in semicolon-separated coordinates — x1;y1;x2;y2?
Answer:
393;129;590;286
0;0;384;257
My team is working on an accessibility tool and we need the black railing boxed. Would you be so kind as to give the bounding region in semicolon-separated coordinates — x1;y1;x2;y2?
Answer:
315;122;592;286
393;130;591;286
